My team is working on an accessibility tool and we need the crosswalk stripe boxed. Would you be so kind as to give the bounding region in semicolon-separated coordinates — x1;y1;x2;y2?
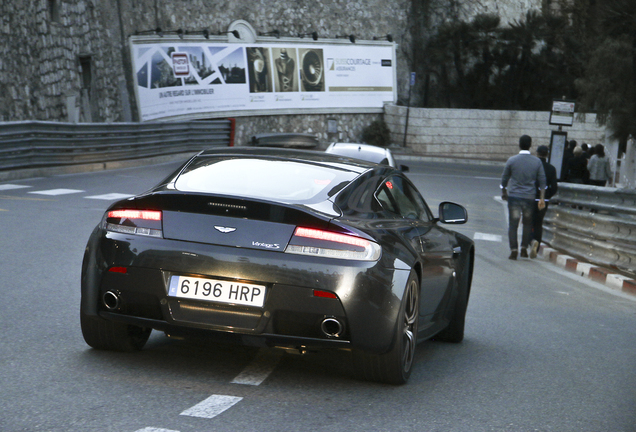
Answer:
84;193;134;200
0;184;31;190
474;232;502;242
28;188;84;196
231;348;282;386
134;428;180;432
180;395;243;419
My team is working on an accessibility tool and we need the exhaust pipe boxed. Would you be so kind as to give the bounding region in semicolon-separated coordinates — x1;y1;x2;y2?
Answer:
103;290;120;310
320;317;343;338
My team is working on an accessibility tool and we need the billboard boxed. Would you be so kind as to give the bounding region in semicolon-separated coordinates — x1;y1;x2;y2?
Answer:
131;38;396;121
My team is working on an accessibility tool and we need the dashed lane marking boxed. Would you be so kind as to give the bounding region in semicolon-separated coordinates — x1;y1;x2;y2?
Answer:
144;349;281;429
0;194;52;201
1;185;133;201
84;193;134;200
0;184;32;190
135;428;179;432
28;188;85;196
180;394;243;419
231;348;282;386
474;232;502;242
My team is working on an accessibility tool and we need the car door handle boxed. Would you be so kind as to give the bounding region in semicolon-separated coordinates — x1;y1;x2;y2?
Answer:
452;246;462;258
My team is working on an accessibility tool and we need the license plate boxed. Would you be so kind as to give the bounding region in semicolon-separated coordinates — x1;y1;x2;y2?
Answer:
168;275;267;307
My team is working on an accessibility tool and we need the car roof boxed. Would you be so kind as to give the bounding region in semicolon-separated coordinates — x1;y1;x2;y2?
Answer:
198;146;371;171
325;143;395;166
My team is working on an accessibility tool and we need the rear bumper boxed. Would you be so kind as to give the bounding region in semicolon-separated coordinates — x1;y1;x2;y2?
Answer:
99;310;352;351
81;229;411;353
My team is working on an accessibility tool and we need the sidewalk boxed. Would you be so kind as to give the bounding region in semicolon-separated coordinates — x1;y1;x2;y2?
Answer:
537;244;636;297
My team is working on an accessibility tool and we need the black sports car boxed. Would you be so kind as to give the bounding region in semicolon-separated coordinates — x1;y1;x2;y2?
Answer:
81;147;474;384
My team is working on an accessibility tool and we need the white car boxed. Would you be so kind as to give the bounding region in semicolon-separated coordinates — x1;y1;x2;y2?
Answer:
324;142;408;171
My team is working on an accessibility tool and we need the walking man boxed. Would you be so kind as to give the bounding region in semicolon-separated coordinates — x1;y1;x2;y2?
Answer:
529;145;558;258
501;135;546;260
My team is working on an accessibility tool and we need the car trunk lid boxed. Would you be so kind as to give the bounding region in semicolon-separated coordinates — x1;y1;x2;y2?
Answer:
140;193;334;251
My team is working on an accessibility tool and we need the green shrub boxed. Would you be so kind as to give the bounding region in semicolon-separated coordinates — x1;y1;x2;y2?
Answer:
362;119;391;147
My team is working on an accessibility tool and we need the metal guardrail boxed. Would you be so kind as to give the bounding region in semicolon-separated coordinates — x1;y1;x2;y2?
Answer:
0;120;233;171
544;183;636;275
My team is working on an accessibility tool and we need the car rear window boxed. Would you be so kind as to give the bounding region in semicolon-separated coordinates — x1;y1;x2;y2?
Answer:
329;147;386;164
175;157;359;204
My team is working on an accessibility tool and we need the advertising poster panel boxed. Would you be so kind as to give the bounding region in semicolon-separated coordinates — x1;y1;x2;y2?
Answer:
131;39;396;121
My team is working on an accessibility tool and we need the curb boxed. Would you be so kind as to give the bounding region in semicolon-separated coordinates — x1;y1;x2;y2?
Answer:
393;153;505;167
538;245;636;297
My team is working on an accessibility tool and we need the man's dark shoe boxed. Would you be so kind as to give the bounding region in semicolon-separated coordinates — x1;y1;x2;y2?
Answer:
520;248;528;258
509;250;518;260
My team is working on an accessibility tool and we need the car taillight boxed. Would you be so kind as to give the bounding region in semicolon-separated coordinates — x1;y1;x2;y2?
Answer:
285;227;381;261
104;209;162;238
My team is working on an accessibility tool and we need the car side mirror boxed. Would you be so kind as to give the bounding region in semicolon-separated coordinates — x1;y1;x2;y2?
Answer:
438;202;467;224
400;164;409;172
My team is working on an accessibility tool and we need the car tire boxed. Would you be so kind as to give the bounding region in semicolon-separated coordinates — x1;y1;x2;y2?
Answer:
80;310;151;352
352;271;419;385
434;255;472;343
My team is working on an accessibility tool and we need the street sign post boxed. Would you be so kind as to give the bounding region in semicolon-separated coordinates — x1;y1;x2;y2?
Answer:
550;100;575;127
403;72;415;147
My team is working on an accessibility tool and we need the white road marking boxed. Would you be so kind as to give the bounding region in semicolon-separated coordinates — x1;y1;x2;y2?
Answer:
494;195;509;227
28;188;84;196
135;428;180;432
0;184;31;190
175;349;280;424
84;193;134;200
180;395;243;419
474;232;502;242
231;348;282;386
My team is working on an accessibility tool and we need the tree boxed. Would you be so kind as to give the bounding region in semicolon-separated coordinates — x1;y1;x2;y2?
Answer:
404;0;497;107
423;10;581;110
575;0;636;142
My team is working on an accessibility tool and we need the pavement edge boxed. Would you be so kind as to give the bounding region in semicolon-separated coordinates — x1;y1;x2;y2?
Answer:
538;245;636;297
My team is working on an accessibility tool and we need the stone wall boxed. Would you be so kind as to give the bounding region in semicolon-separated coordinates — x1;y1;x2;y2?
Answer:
0;0;411;124
1;0;549;133
0;0;126;122
468;0;542;24
2;0;545;125
384;104;607;161
233;113;381;147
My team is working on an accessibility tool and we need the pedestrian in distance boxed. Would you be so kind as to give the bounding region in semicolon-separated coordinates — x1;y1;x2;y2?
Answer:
501;135;547;260
560;139;576;181
581;143;591;159
563;146;589;184
587;143;612;187
529;145;558;259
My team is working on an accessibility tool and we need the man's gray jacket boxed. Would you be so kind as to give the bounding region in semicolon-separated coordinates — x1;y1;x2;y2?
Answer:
501;151;547;200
